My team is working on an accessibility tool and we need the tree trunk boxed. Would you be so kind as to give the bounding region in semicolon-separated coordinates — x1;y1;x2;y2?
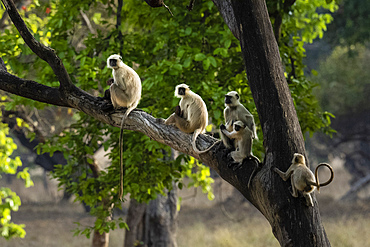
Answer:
124;185;178;247
92;231;109;247
89;162;113;247
146;186;178;247
212;0;331;246
124;199;147;247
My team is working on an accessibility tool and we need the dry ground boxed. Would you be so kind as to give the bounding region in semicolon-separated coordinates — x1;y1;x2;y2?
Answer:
0;164;369;247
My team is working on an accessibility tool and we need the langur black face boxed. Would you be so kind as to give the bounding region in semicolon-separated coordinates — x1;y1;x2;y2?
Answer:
178;87;186;96
225;93;239;105
109;58;117;67
225;95;232;104
234;124;242;131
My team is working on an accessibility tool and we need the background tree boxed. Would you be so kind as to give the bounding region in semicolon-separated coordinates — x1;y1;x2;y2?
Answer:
304;0;370;202
0;0;339;246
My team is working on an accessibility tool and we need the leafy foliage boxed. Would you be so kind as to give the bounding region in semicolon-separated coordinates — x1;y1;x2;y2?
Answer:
324;0;370;46
269;0;338;137
0;105;33;239
312;45;370;115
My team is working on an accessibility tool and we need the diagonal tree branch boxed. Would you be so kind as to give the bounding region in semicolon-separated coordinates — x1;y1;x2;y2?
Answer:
0;69;69;107
211;0;240;40
0;58;221;164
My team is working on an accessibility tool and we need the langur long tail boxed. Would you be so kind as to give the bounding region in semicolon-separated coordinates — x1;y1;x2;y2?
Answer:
314;163;334;192
191;129;220;154
118;106;135;201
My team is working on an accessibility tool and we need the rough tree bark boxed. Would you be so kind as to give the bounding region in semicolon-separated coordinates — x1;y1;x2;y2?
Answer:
124;199;147;247
124;187;178;247
212;1;330;246
0;0;331;246
124;153;179;247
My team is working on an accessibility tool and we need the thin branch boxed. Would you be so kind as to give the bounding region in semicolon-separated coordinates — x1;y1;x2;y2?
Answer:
163;3;173;16
2;0;74;91
80;10;97;35
143;0;173;16
340;174;370;201
187;0;195;11
272;0;296;43
0;57;6;71
7;108;47;143
116;0;123;55
211;0;240;40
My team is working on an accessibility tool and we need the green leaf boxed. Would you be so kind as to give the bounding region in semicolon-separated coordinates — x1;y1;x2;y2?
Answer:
177;49;185;58
203;59;210;70
184;27;192;36
213;110;221;120
173;64;183;71
194;53;207;61
224;39;231;48
183;57;192;68
208;56;217;67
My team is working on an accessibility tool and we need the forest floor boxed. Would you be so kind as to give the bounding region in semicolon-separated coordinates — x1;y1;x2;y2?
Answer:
0;164;369;247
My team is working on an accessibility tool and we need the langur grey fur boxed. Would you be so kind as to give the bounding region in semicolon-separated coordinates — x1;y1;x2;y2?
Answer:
273;153;334;206
220;120;260;170
165;84;216;154
107;54;142;200
221;91;258;149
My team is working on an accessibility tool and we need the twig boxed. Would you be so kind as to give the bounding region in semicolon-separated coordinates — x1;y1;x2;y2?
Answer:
163;3;173;16
116;0;123;55
187;0;195;11
80;10;97;35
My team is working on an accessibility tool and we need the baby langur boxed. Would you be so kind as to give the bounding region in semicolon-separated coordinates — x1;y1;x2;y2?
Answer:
273;153;334;207
221;91;258;149
220;120;260;170
165;84;216;154
107;54;142;200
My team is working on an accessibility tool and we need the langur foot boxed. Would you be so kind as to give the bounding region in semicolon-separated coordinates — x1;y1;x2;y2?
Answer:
101;102;114;112
248;155;261;164
228;161;243;171
291;191;298;198
156;118;166;124
227;152;233;160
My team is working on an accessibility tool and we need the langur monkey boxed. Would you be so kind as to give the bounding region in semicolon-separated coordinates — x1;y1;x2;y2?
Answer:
220;121;260;170
221;91;258;149
107;54;142;200
165;84;216;154
273;153;334;207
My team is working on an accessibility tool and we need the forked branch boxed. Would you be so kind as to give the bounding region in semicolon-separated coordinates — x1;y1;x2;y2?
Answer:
1;0;73;91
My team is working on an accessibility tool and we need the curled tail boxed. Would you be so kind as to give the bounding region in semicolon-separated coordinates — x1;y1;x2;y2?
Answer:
118;106;135;200
314;163;334;192
192;129;220;154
